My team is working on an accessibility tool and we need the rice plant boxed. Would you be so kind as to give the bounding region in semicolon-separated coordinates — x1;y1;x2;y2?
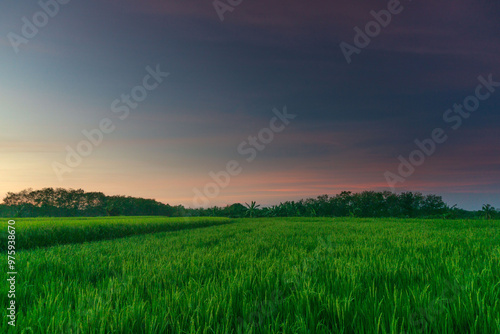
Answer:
2;217;499;333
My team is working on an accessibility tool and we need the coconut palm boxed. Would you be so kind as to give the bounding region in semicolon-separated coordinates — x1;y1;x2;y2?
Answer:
245;201;261;218
263;205;280;217
481;204;496;220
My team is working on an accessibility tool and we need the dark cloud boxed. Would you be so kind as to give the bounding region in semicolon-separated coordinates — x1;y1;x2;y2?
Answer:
1;0;498;209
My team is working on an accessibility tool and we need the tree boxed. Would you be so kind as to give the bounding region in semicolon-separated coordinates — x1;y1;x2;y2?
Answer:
263;205;280;217
421;194;448;217
245;201;261;218
223;203;247;218
481;204;496;220
398;192;424;218
208;206;223;217
2;188;174;217
1;187;488;219
331;191;353;217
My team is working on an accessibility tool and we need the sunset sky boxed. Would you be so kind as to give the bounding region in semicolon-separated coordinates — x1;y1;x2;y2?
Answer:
1;0;499;210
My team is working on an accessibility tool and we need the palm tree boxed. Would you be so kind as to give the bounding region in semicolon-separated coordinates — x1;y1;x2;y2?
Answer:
263;205;279;217
245;201;261;218
481;204;496;220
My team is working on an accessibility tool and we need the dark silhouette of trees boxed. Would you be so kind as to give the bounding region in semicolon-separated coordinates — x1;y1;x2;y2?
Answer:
222;203;247;218
245;201;261;218
481;204;497;220
1;188;172;217
0;188;494;219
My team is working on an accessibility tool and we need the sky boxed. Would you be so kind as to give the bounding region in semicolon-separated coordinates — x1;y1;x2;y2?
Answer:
1;0;499;210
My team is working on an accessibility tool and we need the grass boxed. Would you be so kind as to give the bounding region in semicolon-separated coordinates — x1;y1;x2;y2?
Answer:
0;216;231;250
2;217;500;333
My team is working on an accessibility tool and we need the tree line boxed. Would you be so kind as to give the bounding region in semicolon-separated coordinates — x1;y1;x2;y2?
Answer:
0;188;183;217
0;188;497;219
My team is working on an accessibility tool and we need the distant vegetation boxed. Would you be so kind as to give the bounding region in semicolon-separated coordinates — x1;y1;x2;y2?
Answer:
0;188;497;219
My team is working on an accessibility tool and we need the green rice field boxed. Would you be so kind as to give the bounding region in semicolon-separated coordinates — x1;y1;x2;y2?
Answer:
0;216;230;251
2;217;500;333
